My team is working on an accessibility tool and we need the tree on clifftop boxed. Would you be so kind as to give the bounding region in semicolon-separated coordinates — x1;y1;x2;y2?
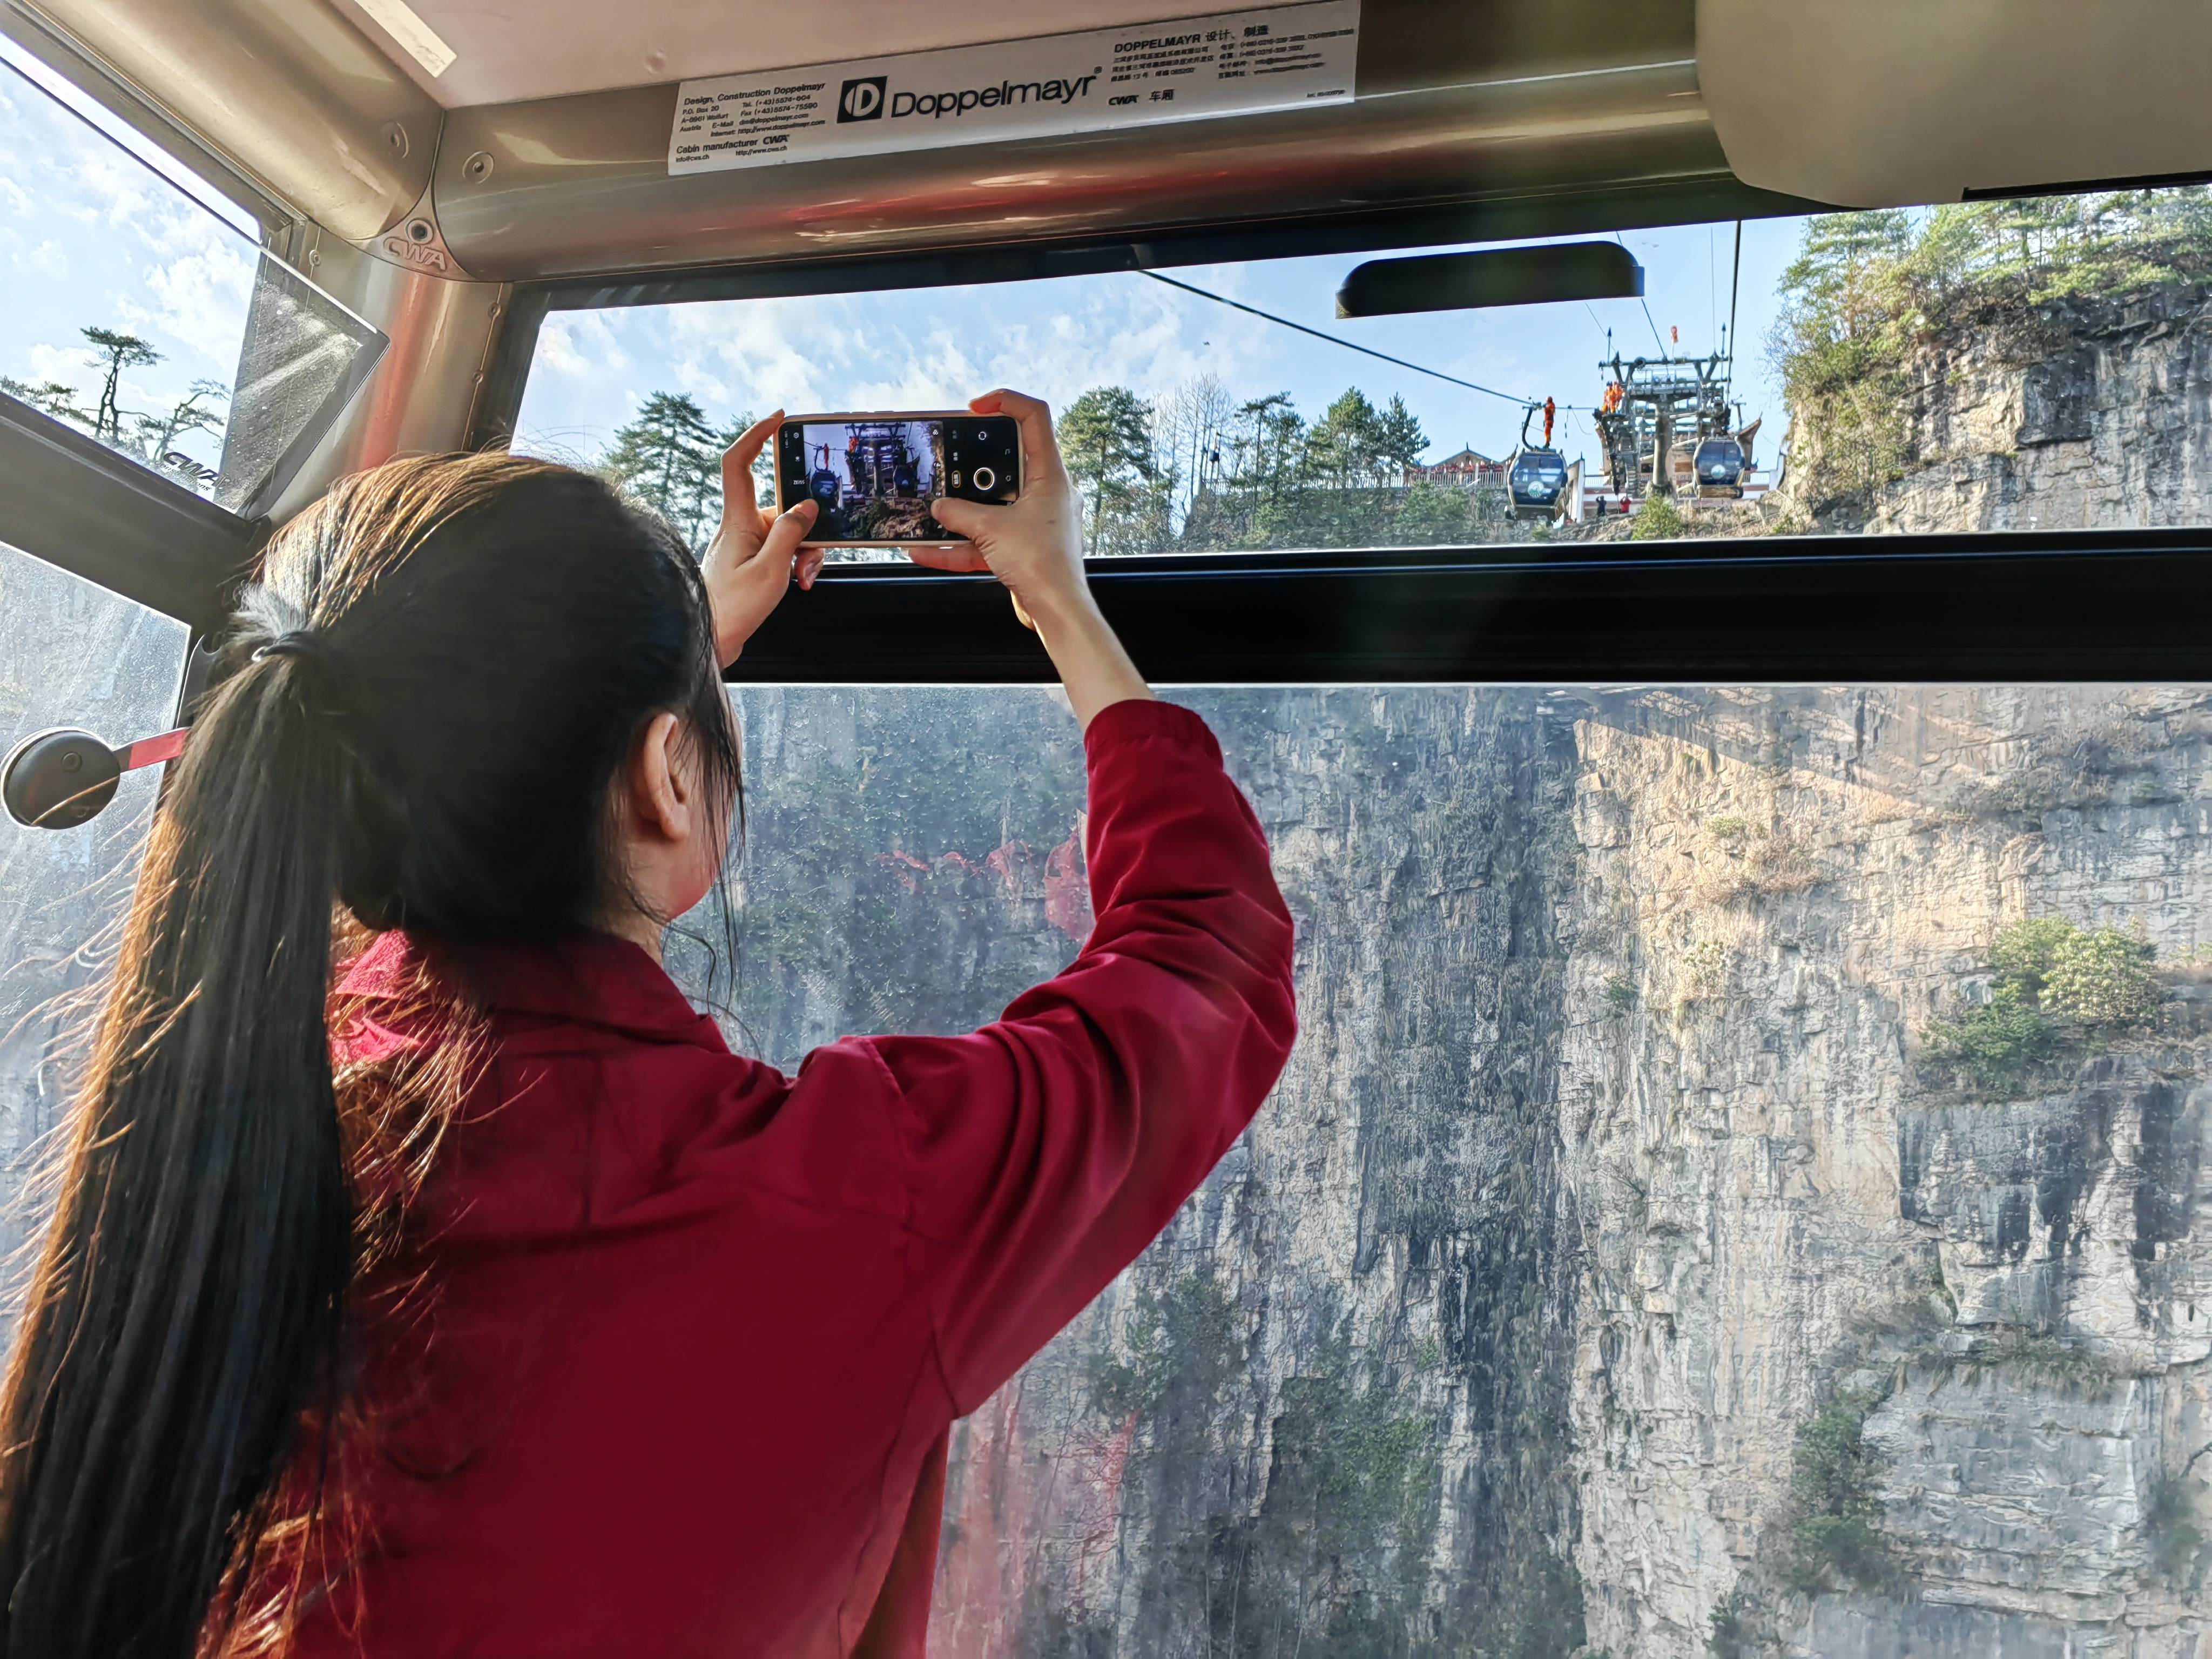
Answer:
1058;386;1158;556
602;392;744;548
80;327;161;446
1770;187;2212;518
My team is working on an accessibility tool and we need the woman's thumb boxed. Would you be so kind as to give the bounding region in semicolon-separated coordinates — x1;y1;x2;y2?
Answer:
749;499;815;576
929;497;992;545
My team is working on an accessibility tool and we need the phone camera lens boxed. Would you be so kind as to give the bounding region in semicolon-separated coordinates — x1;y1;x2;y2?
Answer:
972;466;995;493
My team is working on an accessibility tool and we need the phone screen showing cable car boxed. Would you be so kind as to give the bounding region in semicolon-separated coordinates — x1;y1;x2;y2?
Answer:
774;413;1020;545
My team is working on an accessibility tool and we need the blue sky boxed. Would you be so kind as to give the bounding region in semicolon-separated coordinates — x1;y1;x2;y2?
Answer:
1;31;1813;487
514;217;1809;480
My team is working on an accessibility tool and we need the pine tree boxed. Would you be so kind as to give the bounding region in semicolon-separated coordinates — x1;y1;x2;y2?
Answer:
601;392;729;547
1372;394;1428;478
1777;211;1911;342
132;380;229;488
0;377;89;425
1231;393;1305;510
1057;386;1156;555
80;326;161;445
1305;388;1384;486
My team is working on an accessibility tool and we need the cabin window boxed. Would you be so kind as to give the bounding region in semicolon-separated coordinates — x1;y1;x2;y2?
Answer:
499;188;2212;1649
0;44;381;517
512;184;2212;552
0;541;188;1279
640;677;2212;1653
0;45;262;498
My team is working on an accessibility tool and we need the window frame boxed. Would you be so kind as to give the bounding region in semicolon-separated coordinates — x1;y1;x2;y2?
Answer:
467;224;2212;686
0;395;261;637
15;198;2212;686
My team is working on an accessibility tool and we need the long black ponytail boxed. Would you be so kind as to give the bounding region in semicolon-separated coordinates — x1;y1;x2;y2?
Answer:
0;453;743;1658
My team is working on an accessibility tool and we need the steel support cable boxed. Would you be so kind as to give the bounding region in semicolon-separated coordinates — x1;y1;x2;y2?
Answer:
1614;232;1668;356
1138;268;1595;411
1727;219;1743;365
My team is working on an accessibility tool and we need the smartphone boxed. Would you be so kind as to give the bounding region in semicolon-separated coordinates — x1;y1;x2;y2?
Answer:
775;412;1020;546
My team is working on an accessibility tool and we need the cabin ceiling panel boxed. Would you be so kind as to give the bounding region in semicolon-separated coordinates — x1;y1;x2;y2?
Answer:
328;0;1240;107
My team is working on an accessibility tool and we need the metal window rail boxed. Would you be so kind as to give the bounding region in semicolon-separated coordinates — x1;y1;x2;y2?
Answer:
730;534;2212;685
0;394;261;637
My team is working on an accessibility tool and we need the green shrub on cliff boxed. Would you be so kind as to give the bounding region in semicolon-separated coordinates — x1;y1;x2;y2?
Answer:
1629;493;1683;541
1984;915;2078;995
1923;980;2054;1090
2041;923;2159;1025
1784;1386;1893;1593
1923;916;2163;1092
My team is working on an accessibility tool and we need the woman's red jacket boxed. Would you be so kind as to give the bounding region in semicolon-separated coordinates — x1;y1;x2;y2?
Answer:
290;699;1297;1656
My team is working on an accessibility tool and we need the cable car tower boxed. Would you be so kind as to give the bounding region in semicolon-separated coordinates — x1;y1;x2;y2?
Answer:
1594;348;1744;501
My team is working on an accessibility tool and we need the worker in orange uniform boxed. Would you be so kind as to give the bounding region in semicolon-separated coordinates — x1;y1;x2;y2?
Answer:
1542;396;1556;448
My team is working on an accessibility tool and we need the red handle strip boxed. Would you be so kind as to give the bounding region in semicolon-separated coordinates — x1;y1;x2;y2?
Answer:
113;727;188;772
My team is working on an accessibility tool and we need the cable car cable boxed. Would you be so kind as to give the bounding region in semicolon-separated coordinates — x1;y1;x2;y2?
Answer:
1727;220;1743;374
1614;233;1668;356
1137;269;1593;410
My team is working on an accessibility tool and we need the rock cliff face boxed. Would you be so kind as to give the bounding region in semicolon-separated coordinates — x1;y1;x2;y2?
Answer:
719;683;2212;1658
1775;284;2212;536
1554;688;2211;1658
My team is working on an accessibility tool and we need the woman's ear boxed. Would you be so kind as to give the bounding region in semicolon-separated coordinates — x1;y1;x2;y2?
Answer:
628;711;694;846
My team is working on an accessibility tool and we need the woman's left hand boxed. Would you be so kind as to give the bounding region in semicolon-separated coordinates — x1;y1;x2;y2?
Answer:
702;412;823;666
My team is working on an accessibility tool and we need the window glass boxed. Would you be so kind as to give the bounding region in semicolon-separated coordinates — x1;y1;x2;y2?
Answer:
0;50;382;511
0;52;256;494
0;541;188;1285
664;681;2212;1656
515;185;2212;553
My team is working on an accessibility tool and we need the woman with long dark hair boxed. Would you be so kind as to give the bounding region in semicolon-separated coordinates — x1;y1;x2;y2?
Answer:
0;390;1296;1657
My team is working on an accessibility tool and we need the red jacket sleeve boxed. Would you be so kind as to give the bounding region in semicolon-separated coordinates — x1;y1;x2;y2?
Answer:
861;698;1297;1413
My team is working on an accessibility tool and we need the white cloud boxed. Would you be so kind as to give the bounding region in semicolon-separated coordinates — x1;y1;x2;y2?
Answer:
612;276;1284;431
56;143;158;229
132;225;253;368
25;342;92;396
538;311;631;378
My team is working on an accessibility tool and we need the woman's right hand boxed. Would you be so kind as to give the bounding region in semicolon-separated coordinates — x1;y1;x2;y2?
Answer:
919;389;1150;729
918;391;1089;632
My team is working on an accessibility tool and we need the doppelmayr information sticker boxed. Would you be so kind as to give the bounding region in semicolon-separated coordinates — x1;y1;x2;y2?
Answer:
667;1;1359;176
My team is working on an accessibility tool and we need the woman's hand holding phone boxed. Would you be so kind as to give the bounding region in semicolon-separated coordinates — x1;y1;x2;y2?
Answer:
920;391;1151;730
703;411;825;667
700;391;1148;727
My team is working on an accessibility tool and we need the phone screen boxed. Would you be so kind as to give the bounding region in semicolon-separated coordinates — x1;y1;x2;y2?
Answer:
777;414;1019;543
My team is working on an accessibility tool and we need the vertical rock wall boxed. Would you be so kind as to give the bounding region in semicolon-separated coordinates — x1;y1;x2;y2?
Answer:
1773;285;2212;536
724;684;2212;1657
1552;688;2212;1657
730;687;1591;1657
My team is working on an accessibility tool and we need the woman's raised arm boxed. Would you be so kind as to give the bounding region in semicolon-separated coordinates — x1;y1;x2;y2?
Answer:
864;694;1296;1412
920;388;1154;730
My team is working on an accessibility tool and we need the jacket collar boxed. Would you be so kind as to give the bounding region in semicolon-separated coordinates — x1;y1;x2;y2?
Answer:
338;928;728;1049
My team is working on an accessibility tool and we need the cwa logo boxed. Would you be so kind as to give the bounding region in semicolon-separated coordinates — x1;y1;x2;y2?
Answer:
838;77;886;122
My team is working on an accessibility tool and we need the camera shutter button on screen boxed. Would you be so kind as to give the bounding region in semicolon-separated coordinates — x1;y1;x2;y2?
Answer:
972;466;996;493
